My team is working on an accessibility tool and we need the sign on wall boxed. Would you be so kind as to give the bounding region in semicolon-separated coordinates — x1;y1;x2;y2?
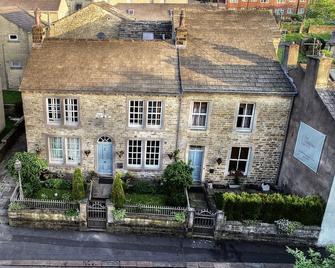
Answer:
293;122;326;173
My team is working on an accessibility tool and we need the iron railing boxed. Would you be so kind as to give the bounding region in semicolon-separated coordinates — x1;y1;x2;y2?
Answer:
124;204;186;219
10;184;79;211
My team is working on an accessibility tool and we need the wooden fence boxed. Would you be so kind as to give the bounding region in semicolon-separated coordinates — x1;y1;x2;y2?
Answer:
124;204;186;219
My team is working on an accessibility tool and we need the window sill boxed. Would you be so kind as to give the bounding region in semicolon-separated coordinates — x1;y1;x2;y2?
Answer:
235;128;253;133
8;40;19;43
9;67;23;70
189;127;208;131
49;162;81;168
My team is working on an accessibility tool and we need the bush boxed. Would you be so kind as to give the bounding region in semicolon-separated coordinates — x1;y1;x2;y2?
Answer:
217;192;325;226
132;180;156;194
45;179;71;190
9;202;25;211
6;152;47;197
174;212;186;223
64;209;79;218
112;209;126;221
72;168;85;200
111;172;125;208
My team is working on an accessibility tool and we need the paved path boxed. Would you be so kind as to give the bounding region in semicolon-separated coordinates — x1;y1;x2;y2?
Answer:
0;134;27;224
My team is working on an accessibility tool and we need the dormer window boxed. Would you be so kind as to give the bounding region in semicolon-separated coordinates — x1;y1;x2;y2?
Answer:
127;9;134;15
8;34;18;42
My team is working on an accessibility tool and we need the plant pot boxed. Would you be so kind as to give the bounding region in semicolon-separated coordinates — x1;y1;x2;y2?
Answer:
228;184;241;189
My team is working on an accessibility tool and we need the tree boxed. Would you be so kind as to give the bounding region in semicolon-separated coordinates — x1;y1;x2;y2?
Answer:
111;172;125;208
287;245;335;268
306;0;335;25
72;168;85;200
6;152;47;197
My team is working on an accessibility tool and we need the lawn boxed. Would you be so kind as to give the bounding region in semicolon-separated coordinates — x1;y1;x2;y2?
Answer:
126;193;166;206
2;90;22;105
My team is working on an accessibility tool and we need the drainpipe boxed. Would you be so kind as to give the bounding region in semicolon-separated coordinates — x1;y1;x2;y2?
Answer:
175;48;183;150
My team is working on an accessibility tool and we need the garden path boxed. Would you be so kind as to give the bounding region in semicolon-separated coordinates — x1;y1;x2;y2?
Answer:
0;133;27;224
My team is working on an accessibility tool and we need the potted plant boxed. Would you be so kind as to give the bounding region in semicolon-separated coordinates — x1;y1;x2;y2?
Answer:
228;170;243;189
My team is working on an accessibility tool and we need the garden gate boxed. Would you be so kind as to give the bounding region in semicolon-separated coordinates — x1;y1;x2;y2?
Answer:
193;209;216;237
87;200;107;229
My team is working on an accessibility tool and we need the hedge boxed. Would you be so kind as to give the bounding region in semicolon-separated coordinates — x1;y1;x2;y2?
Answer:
216;192;325;226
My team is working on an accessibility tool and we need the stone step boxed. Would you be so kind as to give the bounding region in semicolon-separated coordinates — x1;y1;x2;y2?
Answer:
192;233;214;240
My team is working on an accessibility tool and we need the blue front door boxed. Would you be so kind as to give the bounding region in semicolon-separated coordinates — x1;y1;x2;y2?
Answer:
188;146;204;183
97;142;113;175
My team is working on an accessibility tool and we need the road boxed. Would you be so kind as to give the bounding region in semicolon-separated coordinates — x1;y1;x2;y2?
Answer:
0;224;299;263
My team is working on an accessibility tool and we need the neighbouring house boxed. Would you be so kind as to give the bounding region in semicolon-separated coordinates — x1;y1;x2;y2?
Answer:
0;0;69;24
218;0;308;16
21;7;295;186
278;44;335;245
0;6;35;90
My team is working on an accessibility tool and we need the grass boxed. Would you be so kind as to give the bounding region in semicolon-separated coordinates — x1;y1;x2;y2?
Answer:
2;90;21;105
0;118;15;140
125;193;166;206
34;187;72;201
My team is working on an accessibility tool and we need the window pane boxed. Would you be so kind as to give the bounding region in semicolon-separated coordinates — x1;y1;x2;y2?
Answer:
236;117;243;128
246;104;254;115
230;147;240;159
238;104;246;115
193;102;200;113
238;161;247;172
228;160;237;171
240;147;249;159
200;103;207;113
243;117;251;128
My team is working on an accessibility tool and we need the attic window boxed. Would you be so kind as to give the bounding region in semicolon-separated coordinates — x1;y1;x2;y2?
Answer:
127;9;134;15
8;34;18;42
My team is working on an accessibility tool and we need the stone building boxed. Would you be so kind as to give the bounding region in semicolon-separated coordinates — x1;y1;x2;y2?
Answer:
278;44;335;245
0;6;34;90
0;77;5;132
21;7;295;186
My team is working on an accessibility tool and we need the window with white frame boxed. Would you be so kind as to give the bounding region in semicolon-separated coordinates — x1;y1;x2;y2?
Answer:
145;140;160;168
287;8;293;14
147;101;162;127
49;137;64;164
191;102;208;129
9;60;22;69
298;8;305;14
260;0;269;3
129;100;144;127
8;34;18;41
64;98;79;125
66;138;80;165
236;103;255;130
47;98;61;124
128;140;142;167
277;0;285;3
228;147;250;175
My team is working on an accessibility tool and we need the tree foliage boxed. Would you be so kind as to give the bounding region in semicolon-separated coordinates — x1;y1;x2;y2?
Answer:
307;0;335;24
111;172;125;208
72;168;85;200
6;152;47;197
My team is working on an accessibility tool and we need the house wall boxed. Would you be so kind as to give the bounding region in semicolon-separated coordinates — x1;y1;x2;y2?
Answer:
22;91;179;178
179;93;292;184
279;65;335;201
22;90;292;184
0;16;32;90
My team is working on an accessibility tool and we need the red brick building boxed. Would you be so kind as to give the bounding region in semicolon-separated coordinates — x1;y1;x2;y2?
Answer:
219;0;308;16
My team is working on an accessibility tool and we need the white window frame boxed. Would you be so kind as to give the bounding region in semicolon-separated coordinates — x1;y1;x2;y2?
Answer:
128;100;144;128
144;140;160;169
298;8;305;14
47;98;61;125
64;98;79;126
49;137;64;164
277;0;285;3
190;101;209;130
127;140;142;168
147;101;162;128
228;147;251;176
66;137;81;165
8;34;18;42
236;103;255;131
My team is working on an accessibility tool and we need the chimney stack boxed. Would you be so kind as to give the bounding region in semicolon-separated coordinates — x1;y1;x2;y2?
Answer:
175;9;187;48
282;42;300;72
32;8;45;48
306;55;333;89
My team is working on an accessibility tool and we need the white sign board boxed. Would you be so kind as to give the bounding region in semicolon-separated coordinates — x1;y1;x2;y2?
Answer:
293;122;326;172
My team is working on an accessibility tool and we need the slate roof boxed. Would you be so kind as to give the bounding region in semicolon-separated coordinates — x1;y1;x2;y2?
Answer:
0;6;35;32
317;81;335;121
0;0;61;11
20;40;180;94
177;7;294;94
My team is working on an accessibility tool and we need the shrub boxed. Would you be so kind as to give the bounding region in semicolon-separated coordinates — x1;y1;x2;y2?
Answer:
174;212;186;223
6;152;47;197
275;219;301;235
72;168;85;200
9;202;25;211
132;180;156;194
112;209;126;221
45;179;71;190
111;172;125;209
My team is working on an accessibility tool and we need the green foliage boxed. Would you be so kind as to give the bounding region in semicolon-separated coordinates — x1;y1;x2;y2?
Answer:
132;180;156;194
2;90;22;105
35;187;71;200
285;33;304;42
8;202;25;210
174;212;186;223
72;168;85;200
111;172;125;209
126;193;166;206
322;49;333;57
162;159;192;206
287;245;335;268
64;209;79;218
307;0;335;23
275;219;301;235
217;192;325;225
45;179;71;190
6;152;47;197
112;209;126;221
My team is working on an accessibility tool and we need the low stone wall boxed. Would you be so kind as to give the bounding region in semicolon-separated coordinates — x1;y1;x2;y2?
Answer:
308;25;335;34
216;221;320;246
8;209;80;230
107;216;186;236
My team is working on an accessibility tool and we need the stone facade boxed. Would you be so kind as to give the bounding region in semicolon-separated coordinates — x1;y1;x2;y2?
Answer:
22;89;292;184
119;21;172;40
0;16;32;90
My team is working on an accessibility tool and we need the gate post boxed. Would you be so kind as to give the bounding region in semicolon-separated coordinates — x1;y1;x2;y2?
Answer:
186;207;195;237
79;198;88;231
106;200;114;230
214;210;225;240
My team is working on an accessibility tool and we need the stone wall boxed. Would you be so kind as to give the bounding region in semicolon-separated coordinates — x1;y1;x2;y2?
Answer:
308;25;335;34
0;16;32;90
119;21;172;40
8;209;80;230
218;221;320;246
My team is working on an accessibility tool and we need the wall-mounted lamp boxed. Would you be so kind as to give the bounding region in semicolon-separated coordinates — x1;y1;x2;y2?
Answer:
116;150;124;158
216;157;223;165
84;149;91;157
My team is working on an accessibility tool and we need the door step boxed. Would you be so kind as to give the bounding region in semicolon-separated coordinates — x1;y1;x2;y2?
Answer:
192;233;214;240
99;177;113;184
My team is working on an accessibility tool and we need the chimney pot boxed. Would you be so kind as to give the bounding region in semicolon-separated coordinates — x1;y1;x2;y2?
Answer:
179;10;185;28
175;10;187;48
